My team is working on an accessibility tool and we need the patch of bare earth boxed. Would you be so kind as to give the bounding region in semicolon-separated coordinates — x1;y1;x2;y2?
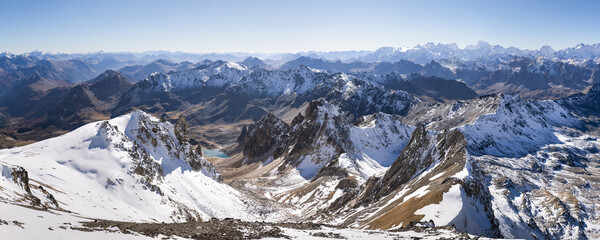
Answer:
77;218;325;240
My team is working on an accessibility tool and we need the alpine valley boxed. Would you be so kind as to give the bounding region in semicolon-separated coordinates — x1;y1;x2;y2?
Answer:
1;42;600;240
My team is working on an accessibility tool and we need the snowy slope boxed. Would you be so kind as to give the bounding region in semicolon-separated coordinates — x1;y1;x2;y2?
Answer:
459;94;579;157
456;93;600;239
0;201;154;240
345;113;415;178
0;110;280;223
433;95;597;239
472;128;600;239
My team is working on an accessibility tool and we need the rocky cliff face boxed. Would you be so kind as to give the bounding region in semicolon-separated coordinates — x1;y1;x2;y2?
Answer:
0;109;8;128
239;113;290;159
321;79;418;118
235;100;416;217
358;125;443;204
174;114;190;144
1;163;60;209
87;70;133;101
238;100;345;177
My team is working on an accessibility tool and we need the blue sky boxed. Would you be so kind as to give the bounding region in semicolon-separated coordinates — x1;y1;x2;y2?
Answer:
1;0;599;53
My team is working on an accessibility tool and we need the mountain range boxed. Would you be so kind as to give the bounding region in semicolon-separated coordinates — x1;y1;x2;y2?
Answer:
1;42;600;239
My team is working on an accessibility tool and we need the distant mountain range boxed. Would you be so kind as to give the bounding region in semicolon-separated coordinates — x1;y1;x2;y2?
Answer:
2;42;599;102
1;47;599;147
4;41;600;65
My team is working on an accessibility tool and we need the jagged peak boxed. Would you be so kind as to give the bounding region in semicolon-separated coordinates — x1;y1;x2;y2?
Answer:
477;92;505;101
303;100;342;122
28;71;43;80
146;71;165;80
353;111;400;128
465;40;492;50
201;60;247;71
291;112;305;128
249;113;288;134
104;109;158;135
240;56;267;68
240;112;289;159
222;61;247;71
128;109;157;123
497;93;520;102
539;45;555;52
292;64;324;74
152;59;175;65
101;110;220;180
102;69;120;75
242;56;261;61
88;69;128;84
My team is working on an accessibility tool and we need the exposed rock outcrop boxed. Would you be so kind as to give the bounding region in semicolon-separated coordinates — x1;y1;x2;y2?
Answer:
239;113;290;159
174;114;189;144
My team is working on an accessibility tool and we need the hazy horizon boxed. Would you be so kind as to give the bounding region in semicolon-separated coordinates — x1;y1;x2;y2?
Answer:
1;0;599;54
3;40;600;56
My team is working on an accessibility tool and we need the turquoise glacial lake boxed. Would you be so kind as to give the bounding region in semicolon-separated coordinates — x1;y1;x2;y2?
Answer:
201;149;229;158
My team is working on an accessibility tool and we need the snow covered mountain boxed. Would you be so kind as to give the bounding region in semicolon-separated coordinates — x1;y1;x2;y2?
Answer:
358;41;600;64
269;54;598;100
112;61;427;124
0;110;283;223
364;94;598;239
118;59;197;81
228;88;600;239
